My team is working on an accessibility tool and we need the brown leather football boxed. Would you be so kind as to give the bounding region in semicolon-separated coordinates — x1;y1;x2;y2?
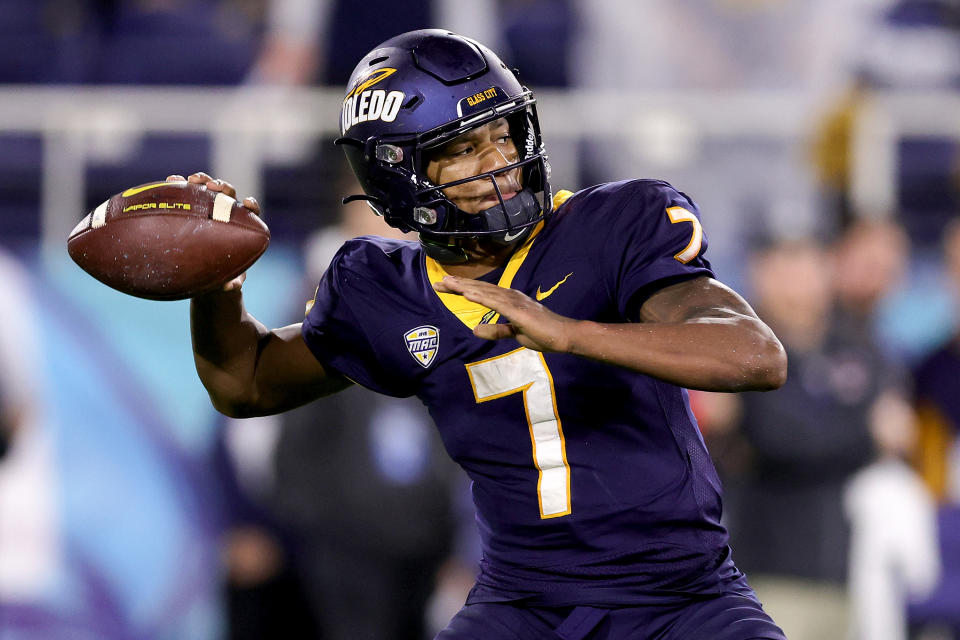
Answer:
67;180;270;300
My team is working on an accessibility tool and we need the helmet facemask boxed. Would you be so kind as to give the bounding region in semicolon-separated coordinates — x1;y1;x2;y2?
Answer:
339;97;552;261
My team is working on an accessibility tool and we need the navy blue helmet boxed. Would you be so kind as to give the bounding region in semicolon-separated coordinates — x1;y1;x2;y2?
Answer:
335;29;552;262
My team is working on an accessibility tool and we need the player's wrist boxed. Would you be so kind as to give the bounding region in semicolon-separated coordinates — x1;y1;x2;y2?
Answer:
556;318;592;355
563;319;616;360
191;285;244;308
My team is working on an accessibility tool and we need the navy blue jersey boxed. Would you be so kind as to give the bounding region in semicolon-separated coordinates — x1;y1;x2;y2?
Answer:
302;180;742;606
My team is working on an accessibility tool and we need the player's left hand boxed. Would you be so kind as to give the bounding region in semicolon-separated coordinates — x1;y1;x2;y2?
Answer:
433;276;579;352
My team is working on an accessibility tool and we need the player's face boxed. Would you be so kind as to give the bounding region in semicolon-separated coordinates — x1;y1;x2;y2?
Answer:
425;118;522;214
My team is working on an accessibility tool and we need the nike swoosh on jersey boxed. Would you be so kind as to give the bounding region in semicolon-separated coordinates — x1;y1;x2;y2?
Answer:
121;181;186;197
536;272;573;301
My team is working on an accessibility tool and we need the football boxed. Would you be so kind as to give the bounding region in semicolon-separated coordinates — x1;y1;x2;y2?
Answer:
67;180;270;300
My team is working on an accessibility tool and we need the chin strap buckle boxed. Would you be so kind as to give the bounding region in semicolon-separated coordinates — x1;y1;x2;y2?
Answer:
419;234;470;264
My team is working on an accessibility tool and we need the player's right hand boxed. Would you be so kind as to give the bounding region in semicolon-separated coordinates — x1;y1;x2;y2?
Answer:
167;172;261;292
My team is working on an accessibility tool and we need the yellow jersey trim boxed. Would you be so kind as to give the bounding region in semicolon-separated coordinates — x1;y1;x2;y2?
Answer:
552;189;574;209
425;189;574;329
426;220;545;329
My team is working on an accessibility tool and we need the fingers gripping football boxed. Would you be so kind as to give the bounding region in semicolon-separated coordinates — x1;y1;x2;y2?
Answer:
167;173;260;293
433;276;578;353
168;173;261;216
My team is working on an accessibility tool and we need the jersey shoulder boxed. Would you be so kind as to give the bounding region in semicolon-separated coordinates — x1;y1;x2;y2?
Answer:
555;179;698;221
306;233;425;329
302;234;425;397
323;234;426;298
546;178;705;256
542;179;713;318
330;234;421;276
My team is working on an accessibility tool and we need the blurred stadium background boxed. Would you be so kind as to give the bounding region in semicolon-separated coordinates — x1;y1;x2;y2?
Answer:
1;1;960;639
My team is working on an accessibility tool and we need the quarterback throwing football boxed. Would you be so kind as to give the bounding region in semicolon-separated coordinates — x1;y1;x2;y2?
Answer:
184;30;788;640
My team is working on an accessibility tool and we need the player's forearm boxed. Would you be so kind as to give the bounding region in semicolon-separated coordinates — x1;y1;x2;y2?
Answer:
565;315;787;392
190;288;270;415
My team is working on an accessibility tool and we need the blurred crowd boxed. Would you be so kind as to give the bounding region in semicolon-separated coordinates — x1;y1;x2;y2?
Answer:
2;1;960;639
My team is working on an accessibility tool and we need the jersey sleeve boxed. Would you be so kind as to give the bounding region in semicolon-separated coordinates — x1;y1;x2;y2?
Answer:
301;242;412;398
604;181;715;318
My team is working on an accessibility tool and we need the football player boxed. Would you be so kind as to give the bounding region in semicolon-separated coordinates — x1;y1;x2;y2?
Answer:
182;29;788;640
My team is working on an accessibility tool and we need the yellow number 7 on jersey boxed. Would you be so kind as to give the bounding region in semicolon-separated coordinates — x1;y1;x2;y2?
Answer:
466;347;571;519
666;206;703;263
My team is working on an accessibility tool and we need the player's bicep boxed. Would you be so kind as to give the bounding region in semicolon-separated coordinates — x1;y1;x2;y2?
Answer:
253;323;352;415
638;276;760;325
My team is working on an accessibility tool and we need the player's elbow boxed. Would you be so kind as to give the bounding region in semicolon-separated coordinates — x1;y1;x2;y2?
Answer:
204;384;260;418
209;393;261;419
768;344;789;389
196;368;264;418
701;331;786;392
740;336;788;391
